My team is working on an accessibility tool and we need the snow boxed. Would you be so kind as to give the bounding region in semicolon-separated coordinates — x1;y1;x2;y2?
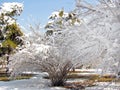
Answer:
0;73;119;90
86;82;120;90
0;73;68;90
75;69;102;72
3;16;15;25
1;2;23;15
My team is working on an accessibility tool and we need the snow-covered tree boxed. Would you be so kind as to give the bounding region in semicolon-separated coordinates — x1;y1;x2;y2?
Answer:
0;2;23;74
0;2;23;51
9;24;74;86
45;9;80;35
74;0;120;75
9;0;120;88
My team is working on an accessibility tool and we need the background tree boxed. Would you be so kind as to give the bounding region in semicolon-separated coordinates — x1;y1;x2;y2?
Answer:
74;0;120;76
45;9;80;35
0;2;23;74
0;2;23;55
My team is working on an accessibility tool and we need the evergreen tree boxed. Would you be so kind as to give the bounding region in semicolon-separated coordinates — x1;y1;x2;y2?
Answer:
0;2;23;74
0;2;23;56
45;9;80;35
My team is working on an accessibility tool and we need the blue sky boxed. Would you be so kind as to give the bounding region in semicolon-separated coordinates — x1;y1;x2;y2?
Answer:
0;0;75;27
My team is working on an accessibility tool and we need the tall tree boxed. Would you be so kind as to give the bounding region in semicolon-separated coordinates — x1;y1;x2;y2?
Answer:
0;2;23;74
74;0;120;75
0;2;23;53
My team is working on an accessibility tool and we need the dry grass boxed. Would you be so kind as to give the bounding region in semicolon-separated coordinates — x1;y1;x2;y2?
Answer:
0;73;34;81
96;77;115;82
69;70;95;73
69;71;92;73
89;74;117;82
67;73;99;79
65;72;120;90
64;80;96;89
0;76;32;81
44;71;117;82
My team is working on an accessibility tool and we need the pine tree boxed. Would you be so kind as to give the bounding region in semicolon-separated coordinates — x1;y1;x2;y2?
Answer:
0;2;23;74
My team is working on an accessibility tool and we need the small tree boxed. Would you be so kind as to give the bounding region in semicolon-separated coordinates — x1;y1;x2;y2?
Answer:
9;23;84;86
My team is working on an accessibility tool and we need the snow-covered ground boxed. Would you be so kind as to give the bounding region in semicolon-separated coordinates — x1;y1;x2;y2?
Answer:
1;77;120;90
86;82;120;90
0;70;120;90
0;73;68;90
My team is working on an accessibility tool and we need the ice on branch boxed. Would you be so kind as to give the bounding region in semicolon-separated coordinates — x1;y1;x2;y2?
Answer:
74;0;120;75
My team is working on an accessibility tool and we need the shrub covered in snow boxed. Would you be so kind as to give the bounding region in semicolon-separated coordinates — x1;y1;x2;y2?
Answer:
9;0;120;88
